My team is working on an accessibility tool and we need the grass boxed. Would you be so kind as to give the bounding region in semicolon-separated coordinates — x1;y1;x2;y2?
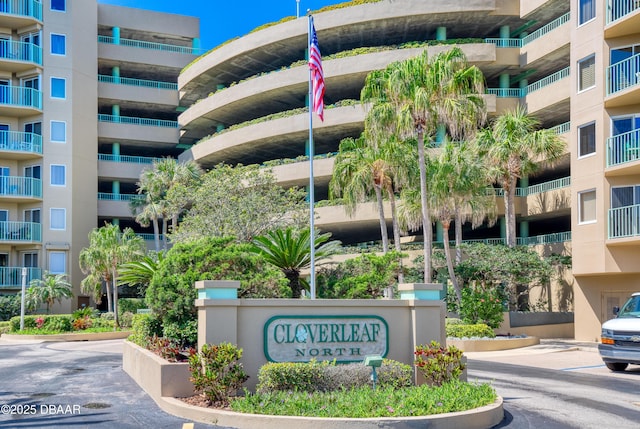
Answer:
230;381;496;418
9;326;124;335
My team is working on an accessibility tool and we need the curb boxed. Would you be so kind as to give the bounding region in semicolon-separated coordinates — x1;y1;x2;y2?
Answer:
1;331;131;342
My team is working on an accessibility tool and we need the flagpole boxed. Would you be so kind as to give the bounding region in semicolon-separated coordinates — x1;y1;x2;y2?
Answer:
307;13;316;299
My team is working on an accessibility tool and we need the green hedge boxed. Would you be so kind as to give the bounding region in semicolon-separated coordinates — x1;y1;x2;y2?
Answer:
128;313;162;348
118;298;147;316
10;315;73;332
446;323;495;339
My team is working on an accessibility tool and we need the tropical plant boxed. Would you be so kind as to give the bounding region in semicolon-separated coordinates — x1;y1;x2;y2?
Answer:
361;47;486;283
24;272;73;313
117;252;165;295
476;106;565;247
79;223;146;328
250;227;342;298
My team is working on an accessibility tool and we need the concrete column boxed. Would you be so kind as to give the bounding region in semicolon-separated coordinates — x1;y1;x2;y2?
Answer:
216;84;224;91
112;27;120;45
520;176;529;188
112;142;120;156
436;27;446;41
111;104;120;118
191;37;200;54
500;217;506;241
435;124;446;145
520;220;529;239
196;280;240;349
112;218;119;226
500;25;510;39
499;73;510;89
436;222;444;242
216;124;224;132
112;66;120;84
112;181;120;196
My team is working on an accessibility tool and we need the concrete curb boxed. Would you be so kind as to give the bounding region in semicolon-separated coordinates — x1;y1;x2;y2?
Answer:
157;395;504;429
1;331;131;342
448;336;540;352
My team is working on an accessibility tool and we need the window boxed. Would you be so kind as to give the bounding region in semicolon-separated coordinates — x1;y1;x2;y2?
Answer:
49;252;66;274
50;208;65;230
578;122;596;157
578;55;596;91
50;77;65;99
51;0;65;12
578;189;596;224
25;165;41;180
24;122;42;136
0;210;7;222
578;0;595;25
50;121;65;143
50;164;65;186
50;34;65;55
23;253;38;268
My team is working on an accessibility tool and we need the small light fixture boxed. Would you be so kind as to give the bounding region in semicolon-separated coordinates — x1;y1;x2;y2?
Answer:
364;355;383;390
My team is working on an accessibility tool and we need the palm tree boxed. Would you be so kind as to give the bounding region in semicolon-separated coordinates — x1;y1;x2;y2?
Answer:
361;47;485;282
118;252;164;296
79;223;146;328
476;106;565;247
25;272;73;313
250;227;341;298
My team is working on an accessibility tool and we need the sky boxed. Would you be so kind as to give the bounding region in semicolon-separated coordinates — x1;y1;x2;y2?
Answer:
98;0;344;50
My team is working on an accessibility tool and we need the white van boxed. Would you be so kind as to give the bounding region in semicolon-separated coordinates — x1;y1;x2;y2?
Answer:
599;292;640;371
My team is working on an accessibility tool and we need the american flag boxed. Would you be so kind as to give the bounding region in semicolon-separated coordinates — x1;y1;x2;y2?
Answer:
309;17;325;121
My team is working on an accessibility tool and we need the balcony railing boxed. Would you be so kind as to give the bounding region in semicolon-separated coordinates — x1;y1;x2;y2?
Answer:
98;114;178;128
517;231;572;246
526;67;570;94
0;40;41;64
0;221;41;242
0;85;41;109
486;88;524;97
98;74;177;91
98;35;203;55
607;0;640;23
607;53;640;95
609;204;640;239
0;130;42;153
0;266;42;289
521;13;570;46
137;233;165;242
606;129;640;167
484;38;522;48
0;176;41;198
98;192;143;202
98;153;166;165
0;0;42;21
550;122;571;134
488;176;570;197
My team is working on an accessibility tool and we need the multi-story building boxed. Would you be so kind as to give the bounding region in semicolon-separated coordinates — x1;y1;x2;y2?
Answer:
177;0;640;341
0;1;200;311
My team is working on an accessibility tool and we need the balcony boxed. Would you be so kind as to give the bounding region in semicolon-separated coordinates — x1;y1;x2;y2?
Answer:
0;85;42;115
608;204;640;239
606;0;640;37
0;266;42;289
98;35;201;70
0;0;42;27
0;40;41;71
98;193;142;218
0;176;41;201
0;130;42;158
98;114;179;145
98;75;178;107
98;75;177;91
606;129;640;172
0;221;41;243
606;54;640;107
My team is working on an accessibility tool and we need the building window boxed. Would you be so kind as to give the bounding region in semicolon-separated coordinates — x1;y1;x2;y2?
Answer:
578;55;596;91
578;0;595;25
578;189;596;224
24;208;40;223
51;0;65;12
25;165;41;180
50;164;65;186
24;252;38;268
51;77;65;99
50;208;65;230
50;121;65;143
49;252;66;274
50;34;65;55
24;122;41;136
578;122;596;157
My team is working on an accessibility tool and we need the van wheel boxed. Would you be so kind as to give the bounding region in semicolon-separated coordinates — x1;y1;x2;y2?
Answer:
605;362;628;371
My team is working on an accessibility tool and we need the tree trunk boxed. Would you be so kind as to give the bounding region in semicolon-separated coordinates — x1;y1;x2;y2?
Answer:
161;217;168;250
152;217;160;252
374;186;389;253
504;176;518;248
286;270;302;298
104;278;113;314
442;221;461;304
417;131;432;282
112;271;119;330
387;187;404;283
454;206;463;264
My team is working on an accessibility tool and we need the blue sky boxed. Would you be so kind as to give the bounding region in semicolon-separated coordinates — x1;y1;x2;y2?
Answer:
98;0;343;50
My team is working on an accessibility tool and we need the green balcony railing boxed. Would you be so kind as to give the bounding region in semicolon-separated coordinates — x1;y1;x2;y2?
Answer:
606;52;640;95
0;85;41;109
607;0;640;23
136;233;165;242
0;221;41;242
609;204;640;239
484;38;522;48
550;122;571;134
0;130;42;153
0;176;41;198
0;40;41;65
0;266;42;289
98;35;203;55
606;128;640;167
98;153;167;165
526;67;570;94
0;0;42;21
98;114;179;128
521;13;570;46
98;74;177;91
516;231;572;246
526;177;571;195
486;88;524;97
98;192;143;202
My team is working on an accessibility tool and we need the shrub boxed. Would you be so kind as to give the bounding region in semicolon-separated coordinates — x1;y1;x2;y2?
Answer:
257;361;326;394
91;317;115;329
118;298;146;316
72;316;92;331
0;295;22;321
414;341;466;387
128;313;162;348
72;307;97;320
147;335;189;362
100;312;115;320
189;342;248;405
459;287;505;329
0;320;10;334
119;311;134;328
446;323;495;339
9;315;73;332
162;319;198;349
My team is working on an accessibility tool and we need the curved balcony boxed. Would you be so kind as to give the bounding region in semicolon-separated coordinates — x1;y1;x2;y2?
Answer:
0;40;41;71
0;221;41;243
0;0;42;28
0;266;42;289
0;176;41;201
0;130;42;158
0;85;41;115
